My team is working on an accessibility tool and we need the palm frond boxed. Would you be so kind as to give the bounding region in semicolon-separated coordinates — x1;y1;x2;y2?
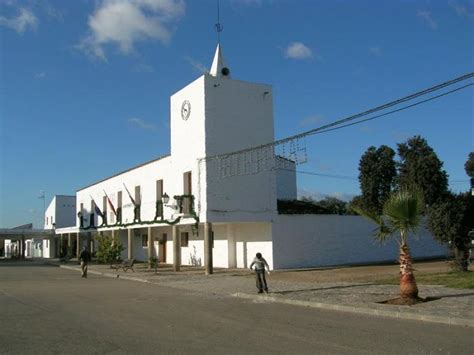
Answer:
383;188;424;236
352;205;394;241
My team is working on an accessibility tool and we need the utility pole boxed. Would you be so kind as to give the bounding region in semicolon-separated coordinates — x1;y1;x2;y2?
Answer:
38;190;45;228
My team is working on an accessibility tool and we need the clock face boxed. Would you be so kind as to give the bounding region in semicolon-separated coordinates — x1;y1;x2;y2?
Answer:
181;100;191;120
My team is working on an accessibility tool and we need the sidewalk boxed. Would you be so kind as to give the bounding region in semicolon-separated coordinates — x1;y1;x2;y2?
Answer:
52;260;474;327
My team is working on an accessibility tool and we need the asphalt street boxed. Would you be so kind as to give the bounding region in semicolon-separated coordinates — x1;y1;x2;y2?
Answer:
0;264;472;354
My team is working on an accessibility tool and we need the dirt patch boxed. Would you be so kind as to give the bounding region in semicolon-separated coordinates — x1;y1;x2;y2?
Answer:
378;296;439;306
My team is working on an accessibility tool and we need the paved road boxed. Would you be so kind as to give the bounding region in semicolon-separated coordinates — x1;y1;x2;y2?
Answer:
0;264;472;354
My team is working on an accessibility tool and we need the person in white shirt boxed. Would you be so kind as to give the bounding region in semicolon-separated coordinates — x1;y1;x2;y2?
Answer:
249;252;270;294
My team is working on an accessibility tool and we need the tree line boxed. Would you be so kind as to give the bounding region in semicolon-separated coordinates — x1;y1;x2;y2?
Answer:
292;136;473;271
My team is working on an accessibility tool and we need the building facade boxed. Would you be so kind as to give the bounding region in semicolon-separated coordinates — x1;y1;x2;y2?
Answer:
53;45;446;268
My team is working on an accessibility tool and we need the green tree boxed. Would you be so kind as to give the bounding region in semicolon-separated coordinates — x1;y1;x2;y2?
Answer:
427;192;474;272
397;136;448;206
465;152;474;178
317;197;348;215
96;234;124;265
353;188;424;299
358;145;397;214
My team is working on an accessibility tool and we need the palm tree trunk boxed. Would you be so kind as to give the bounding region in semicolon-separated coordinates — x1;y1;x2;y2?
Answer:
399;243;418;299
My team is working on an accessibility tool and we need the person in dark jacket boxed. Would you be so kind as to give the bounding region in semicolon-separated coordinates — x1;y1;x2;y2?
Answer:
79;246;91;278
249;252;270;294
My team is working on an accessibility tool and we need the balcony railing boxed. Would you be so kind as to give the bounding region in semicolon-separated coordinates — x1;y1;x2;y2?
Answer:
175;194;195;215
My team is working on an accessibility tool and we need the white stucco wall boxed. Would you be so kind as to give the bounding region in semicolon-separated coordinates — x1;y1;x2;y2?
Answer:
234;222;273;269
137;222;273;269
44;198;55;229
272;215;447;269
55;196;76;228
203;75;278;223
276;160;297;200
77;155;176;228
44;195;76;229
202;75;276;222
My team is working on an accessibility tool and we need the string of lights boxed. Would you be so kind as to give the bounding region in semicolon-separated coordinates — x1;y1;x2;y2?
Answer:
200;73;473;180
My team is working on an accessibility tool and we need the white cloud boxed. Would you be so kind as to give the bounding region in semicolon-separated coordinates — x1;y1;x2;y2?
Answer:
449;0;474;19
184;56;208;74
417;10;438;30
78;0;185;61
34;72;46;79
128;117;156;130
0;7;38;34
284;42;313;60
369;46;382;57
299;114;324;127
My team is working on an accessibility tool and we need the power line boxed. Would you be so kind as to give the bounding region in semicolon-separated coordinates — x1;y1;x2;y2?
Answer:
278;168;357;180
311;83;473;135
204;72;473;161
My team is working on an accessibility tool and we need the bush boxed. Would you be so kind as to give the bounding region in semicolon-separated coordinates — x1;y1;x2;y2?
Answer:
96;234;124;265
148;256;159;273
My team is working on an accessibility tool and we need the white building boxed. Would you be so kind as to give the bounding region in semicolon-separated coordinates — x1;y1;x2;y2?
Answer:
1;196;74;259
54;44;446;269
44;195;76;230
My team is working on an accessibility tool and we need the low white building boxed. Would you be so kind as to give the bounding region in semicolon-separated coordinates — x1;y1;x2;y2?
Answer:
53;44;446;269
44;195;76;230
1;196;75;259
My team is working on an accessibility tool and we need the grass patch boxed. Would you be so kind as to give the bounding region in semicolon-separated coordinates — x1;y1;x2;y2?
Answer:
378;271;474;289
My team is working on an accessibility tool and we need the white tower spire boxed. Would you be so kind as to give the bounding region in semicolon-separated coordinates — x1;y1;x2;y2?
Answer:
209;44;231;78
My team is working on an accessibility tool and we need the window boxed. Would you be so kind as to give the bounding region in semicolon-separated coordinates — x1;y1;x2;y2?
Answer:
45;240;49;248
156;179;163;200
102;196;108;225
142;234;148;247
117;191;122;223
135;185;141;205
79;203;84;227
180;232;189;247
117;191;122;208
156;179;163;218
51;217;54;225
90;200;95;227
182;171;192;214
102;196;107;215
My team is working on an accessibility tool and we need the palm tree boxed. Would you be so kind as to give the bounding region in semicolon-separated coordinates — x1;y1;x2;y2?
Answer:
353;188;424;299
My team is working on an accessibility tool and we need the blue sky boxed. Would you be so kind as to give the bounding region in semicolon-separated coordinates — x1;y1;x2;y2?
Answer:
1;0;473;228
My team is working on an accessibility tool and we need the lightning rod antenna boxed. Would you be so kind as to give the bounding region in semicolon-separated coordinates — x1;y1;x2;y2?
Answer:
215;0;223;44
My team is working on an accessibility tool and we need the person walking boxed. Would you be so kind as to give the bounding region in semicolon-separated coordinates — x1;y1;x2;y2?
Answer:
79;246;91;278
249;252;270;294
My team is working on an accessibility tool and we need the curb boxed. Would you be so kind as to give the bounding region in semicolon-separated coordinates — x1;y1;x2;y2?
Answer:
231;293;473;328
58;265;151;284
56;264;473;328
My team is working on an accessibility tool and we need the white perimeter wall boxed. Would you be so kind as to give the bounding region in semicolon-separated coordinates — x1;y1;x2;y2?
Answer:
272;215;447;269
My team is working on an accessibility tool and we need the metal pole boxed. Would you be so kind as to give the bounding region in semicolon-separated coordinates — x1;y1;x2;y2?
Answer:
204;222;213;275
172;225;180;272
